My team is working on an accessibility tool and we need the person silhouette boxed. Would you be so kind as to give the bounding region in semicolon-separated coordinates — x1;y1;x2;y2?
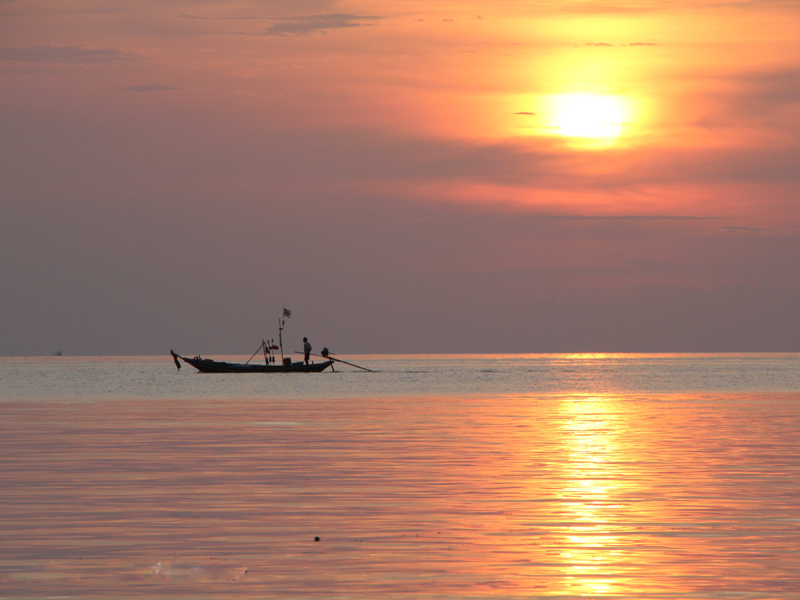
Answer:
303;337;312;365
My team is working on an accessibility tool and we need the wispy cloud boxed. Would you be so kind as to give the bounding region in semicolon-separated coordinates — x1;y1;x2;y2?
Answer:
708;68;800;129
585;42;660;47
715;225;800;236
123;84;184;93
263;13;382;36
705;0;800;10
0;45;135;64
556;2;662;14
179;13;262;21
740;68;800;103
528;214;715;220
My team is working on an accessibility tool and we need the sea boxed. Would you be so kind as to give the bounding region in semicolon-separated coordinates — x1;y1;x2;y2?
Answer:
1;353;799;599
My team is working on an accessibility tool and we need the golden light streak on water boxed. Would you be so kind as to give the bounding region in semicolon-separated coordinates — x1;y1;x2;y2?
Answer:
554;396;625;596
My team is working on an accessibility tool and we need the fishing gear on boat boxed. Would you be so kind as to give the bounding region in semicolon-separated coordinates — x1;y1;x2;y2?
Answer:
294;350;373;372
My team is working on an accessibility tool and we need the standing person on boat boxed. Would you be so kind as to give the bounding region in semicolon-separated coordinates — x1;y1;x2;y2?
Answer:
303;337;312;365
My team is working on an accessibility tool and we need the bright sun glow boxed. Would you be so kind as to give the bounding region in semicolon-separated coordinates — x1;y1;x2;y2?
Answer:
558;94;624;149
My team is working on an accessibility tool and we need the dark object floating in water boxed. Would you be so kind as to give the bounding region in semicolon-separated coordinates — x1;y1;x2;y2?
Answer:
315;536;320;542
170;309;370;373
170;350;333;373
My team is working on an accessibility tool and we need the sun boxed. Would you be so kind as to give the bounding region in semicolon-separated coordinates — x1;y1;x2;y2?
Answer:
558;94;624;149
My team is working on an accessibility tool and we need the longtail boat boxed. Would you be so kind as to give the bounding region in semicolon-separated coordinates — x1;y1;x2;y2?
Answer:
170;309;371;374
170;350;333;373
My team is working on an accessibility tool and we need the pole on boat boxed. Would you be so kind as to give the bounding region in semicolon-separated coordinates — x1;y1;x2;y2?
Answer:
245;342;264;365
262;339;269;366
295;351;373;372
278;318;284;363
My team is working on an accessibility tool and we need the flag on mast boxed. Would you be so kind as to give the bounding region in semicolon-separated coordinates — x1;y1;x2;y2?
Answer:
283;308;292;318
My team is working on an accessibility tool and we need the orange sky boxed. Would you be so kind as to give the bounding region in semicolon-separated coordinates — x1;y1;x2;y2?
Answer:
2;0;800;354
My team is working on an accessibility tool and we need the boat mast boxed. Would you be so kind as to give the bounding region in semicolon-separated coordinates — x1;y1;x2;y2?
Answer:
278;318;284;363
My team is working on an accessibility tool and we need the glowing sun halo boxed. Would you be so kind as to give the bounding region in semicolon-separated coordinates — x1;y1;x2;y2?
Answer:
558;94;624;149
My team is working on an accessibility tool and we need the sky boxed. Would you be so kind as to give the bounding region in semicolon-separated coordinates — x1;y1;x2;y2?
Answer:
2;0;800;356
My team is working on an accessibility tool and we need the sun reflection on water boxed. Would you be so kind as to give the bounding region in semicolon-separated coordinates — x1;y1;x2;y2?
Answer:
551;395;627;596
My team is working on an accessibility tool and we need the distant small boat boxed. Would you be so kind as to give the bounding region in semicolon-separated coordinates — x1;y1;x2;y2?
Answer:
170;350;333;373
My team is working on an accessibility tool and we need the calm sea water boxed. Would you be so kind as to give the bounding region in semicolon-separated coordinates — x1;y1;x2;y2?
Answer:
1;354;799;599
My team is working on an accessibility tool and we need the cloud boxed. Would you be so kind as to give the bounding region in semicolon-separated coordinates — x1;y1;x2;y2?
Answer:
527;214;714;221
716;225;800;236
0;45;136;64
584;42;660;47
708;68;800;132
263;13;382;36
556;2;660;14
124;84;184;92
704;0;800;10
739;68;800;104
179;13;262;21
560;0;798;14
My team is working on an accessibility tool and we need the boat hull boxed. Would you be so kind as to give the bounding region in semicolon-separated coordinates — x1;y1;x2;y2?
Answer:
172;351;333;373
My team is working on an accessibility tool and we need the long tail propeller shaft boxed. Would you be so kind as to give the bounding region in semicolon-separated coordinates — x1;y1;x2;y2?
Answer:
295;351;373;372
